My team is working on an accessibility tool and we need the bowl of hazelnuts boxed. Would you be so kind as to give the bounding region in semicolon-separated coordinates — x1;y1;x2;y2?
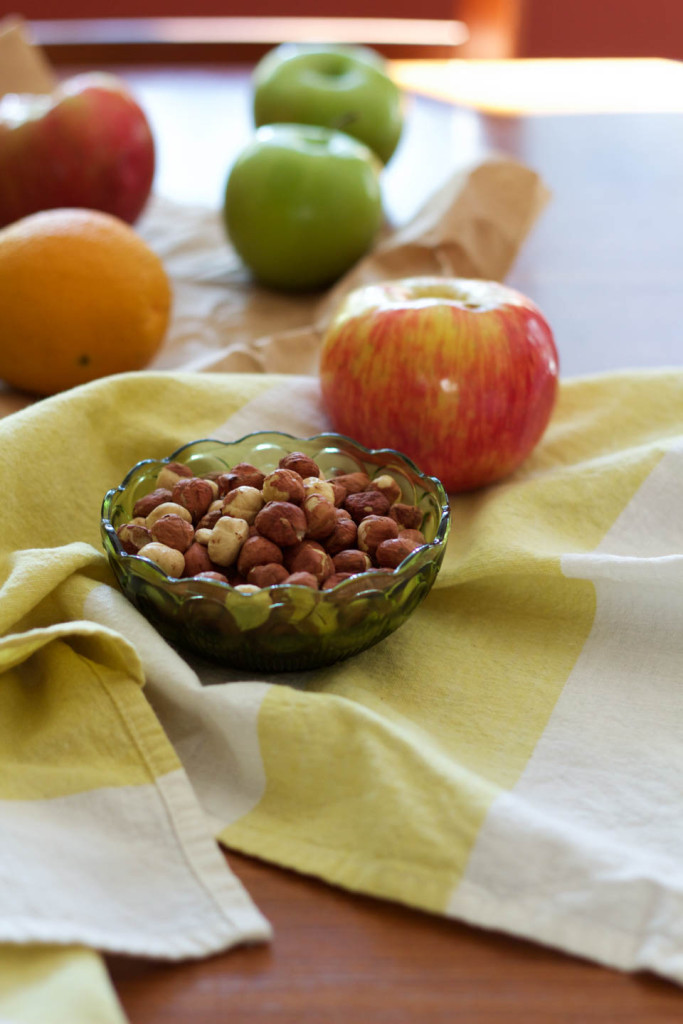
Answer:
100;431;450;672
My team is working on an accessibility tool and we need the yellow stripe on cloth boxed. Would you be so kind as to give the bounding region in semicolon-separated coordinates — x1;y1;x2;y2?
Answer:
0;945;126;1024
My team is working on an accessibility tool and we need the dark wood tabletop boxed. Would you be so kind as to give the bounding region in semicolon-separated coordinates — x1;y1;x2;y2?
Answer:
54;59;683;1022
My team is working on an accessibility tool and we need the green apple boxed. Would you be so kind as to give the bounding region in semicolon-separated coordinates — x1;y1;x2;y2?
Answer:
252;43;404;166
223;123;383;292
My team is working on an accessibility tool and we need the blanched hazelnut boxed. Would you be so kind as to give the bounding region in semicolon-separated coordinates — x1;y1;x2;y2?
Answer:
332;549;372;574
208;516;249;567
389;503;423;531
184;541;214;576
325;508;358;556
302;477;335;504
369;474;402;505
150;513;195;552
194;527;213;545
247;563;290;588
221;485;264;524
233;584;263;595
376;536;421;568
138;541;186;578
344;490;391;523
303;494;336;540
357;515;399;557
215;463;266;495
197;506;224;531
236;535;284;576
133;488;173;519
262;468;305;505
286;571;319;589
255;501;307;546
279;452;320;478
145;501;193;529
156;461;193;491
116;521;152;554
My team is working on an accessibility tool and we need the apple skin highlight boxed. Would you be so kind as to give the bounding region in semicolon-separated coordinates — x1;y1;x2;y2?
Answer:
319;278;559;493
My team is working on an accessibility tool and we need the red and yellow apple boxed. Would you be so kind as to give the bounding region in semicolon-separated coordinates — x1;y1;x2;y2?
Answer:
0;72;155;228
318;277;559;493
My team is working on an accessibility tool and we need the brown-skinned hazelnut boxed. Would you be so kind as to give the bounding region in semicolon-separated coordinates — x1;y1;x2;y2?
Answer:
247;563;290;588
116;521;152;554
254;501;307;546
236;535;284;576
279;452;320;478
325;508;358;556
368;474;402;505
133;488;173;519
357;515;399;557
332;471;370;496
322;572;353;590
184;541;214;576
303;494;336;540
171;477;215;522
193;571;229;584
344;489;391;523
196;507;224;531
332;549;372;574
328;478;347;507
398;528;426;545
150;513;195;552
287;542;334;583
389;503;424;531
221;485;264;524
262;468;305;505
375;536;421;568
286;572;319;589
156;461;193;491
215;463;266;495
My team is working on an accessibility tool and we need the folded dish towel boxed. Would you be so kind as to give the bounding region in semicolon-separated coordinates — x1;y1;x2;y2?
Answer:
1;367;683;1021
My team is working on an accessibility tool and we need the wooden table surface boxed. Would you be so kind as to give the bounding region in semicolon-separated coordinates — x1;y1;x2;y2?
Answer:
54;60;683;1022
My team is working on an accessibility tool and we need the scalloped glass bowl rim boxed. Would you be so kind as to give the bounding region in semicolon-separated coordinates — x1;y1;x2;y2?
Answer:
100;430;451;600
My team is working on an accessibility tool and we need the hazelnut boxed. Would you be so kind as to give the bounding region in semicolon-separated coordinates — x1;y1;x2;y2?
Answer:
116;521;152;554
194;527;213;545
283;539;325;572
303;494;336;540
215;463;266;495
194;570;229;584
133;488;173;519
233;584;262;595
279;452;320;478
262;468;305;505
171;477;217;522
255;501;307;546
156;461;193;491
286;572;319;589
138;541;186;578
302;477;335;504
332;549;372;574
287;542;334;583
389;503;424;531
376;536;421;569
344;490;391;523
369;474;402;505
322;572;353;590
357;515;399;558
328;478;347;507
196;508;224;531
184;541;214;576
207;516;249;567
150;513;195;552
399;528;426;545
247;563;290;588
237;535;284;576
221;485;264;524
145;502;193;529
332;471;370;497
325;508;358;556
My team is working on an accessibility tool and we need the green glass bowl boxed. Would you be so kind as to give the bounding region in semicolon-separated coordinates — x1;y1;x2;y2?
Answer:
100;432;450;673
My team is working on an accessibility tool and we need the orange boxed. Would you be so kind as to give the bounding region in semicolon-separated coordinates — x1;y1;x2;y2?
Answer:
0;208;172;396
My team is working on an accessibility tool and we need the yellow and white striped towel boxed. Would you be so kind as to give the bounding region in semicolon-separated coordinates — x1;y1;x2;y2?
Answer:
2;367;683;1021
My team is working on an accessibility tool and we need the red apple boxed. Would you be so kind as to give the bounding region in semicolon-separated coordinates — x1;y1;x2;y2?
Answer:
318;276;559;493
0;72;155;228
